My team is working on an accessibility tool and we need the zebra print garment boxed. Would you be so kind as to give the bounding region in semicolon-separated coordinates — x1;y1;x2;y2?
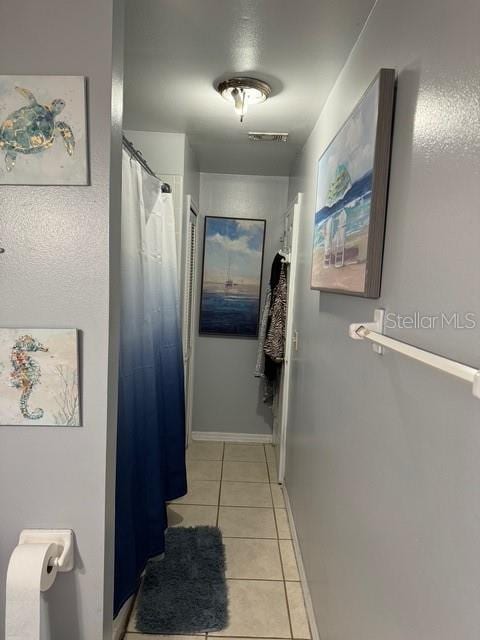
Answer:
264;264;287;363
255;287;271;377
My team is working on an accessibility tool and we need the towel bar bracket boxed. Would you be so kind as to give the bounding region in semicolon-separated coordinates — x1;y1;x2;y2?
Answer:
349;308;385;354
473;372;480;400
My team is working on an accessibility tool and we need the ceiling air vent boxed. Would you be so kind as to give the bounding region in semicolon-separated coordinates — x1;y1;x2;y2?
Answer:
248;132;289;142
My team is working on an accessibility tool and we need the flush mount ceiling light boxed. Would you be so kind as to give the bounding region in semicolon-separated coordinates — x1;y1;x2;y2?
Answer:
216;77;272;123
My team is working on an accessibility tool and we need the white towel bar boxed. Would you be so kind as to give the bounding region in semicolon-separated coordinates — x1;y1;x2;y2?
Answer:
349;309;480;399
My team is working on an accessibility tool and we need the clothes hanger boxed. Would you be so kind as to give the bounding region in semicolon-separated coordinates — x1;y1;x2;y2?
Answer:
278;248;291;264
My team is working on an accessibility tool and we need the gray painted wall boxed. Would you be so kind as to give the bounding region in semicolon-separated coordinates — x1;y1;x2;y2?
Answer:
286;0;480;638
0;1;123;638
184;137;200;210
124;130;186;175
193;173;289;436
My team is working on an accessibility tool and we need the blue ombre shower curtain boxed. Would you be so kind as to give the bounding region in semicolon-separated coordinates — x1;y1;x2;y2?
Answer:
114;149;187;615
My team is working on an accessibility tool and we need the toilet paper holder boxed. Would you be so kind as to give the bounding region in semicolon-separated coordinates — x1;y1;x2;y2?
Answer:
17;529;74;572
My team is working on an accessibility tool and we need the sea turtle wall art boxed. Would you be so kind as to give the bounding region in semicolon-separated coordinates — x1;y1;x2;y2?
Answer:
0;328;80;426
0;75;88;185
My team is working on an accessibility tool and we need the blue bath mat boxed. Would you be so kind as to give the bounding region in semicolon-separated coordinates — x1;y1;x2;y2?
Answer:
136;526;228;634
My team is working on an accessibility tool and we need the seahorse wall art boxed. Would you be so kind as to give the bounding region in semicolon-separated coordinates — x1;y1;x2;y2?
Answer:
0;328;80;427
10;335;48;420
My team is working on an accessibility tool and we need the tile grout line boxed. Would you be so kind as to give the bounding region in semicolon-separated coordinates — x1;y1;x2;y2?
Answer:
188;457;226;462
223;535;288;541
215;504;277;510
207;444;224;640
211;442;224;640
128;635;296;639
210;636;292;640
266;444;294;640
184;479;270;485
171;503;273;508
210;535;279;540
223;456;267;463
215;442;225;527
192;458;266;463
268;459;278;484
220;479;270;484
225;576;285;582
226;577;291;583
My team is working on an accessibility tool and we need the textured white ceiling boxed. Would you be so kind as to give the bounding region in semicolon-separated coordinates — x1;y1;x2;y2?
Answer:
124;0;375;176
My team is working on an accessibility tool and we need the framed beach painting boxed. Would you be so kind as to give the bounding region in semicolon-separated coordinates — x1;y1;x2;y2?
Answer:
0;75;88;185
199;216;266;337
0;328;80;426
310;68;395;297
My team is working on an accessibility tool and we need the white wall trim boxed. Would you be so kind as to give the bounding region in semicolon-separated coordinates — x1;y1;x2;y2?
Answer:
183;194;199;445
277;193;302;483
191;430;273;444
283;485;321;640
112;594;134;640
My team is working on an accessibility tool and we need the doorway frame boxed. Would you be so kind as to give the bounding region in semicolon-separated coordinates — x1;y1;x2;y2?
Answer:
274;192;303;482
182;194;199;444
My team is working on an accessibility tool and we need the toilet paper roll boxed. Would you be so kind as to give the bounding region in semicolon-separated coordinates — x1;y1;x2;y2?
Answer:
5;542;59;640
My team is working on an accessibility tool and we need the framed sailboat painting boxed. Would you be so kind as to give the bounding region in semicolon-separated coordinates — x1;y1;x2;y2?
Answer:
199;216;266;337
310;68;395;297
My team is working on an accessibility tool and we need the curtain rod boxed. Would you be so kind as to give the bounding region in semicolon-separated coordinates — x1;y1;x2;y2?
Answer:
122;135;171;193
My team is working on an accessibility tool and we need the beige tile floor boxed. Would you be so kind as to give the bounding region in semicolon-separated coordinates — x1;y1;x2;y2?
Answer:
125;442;311;640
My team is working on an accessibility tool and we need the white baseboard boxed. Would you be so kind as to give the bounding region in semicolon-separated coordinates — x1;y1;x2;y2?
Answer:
112;594;134;640
191;430;273;444
283;485;320;640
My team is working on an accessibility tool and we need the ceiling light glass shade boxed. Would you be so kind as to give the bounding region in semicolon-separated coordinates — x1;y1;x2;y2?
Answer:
231;88;247;120
217;77;271;123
